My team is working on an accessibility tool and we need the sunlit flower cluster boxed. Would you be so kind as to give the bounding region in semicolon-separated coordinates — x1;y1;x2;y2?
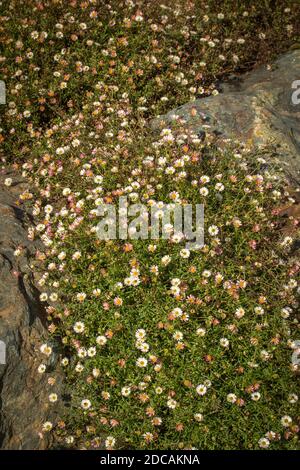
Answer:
1;0;299;451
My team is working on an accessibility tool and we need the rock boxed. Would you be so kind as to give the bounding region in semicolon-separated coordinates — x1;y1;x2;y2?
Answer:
151;50;300;184
0;174;62;449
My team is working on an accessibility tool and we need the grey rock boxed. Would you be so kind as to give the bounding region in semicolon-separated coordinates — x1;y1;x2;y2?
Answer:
0;175;62;449
151;50;300;183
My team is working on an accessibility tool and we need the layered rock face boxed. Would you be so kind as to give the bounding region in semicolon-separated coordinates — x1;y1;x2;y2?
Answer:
152;50;300;183
0;177;61;449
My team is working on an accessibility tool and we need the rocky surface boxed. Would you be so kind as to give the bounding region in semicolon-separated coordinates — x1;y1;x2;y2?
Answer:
152;50;300;184
0;174;62;449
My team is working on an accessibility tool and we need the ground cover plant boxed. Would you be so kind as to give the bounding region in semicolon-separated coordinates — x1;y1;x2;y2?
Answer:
0;0;300;450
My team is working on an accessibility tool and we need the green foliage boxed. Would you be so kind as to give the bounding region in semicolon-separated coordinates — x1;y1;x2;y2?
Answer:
1;0;299;450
